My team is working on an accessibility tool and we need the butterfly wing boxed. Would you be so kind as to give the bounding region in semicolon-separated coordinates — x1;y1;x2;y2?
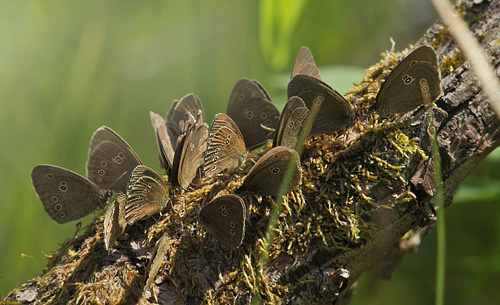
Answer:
274;96;309;148
125;165;170;225
204;113;247;177
166;93;205;140
227;79;280;149
86;126;143;193
375;61;442;116
251;79;272;101
242;146;302;196
175;120;208;189
31;165;106;224
145;233;170;289
150;111;176;171
292;46;321;80
288;75;355;135
374;45;440;116
200;194;246;250
104;194;127;250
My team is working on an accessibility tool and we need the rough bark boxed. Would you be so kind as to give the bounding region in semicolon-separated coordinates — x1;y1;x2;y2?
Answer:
4;0;500;304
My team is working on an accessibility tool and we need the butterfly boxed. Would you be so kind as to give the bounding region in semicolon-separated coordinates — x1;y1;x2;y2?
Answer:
170;116;208;189
104;194;127;250
242;146;302;196
31;164;111;224
204;113;248;177
226;78;280;149
86;126;143;194
373;45;442;116
273;96;309;149
287;75;356;135
200;194;246;250
150;93;205;171
125;165;170;225
292;46;321;80
151;94;207;188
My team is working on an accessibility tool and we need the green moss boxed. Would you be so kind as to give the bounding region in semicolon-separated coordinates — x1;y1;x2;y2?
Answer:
440;49;466;77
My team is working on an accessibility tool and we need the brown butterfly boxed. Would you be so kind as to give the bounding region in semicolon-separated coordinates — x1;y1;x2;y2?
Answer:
287;75;356;135
104;194;127;250
374;45;442;116
165;93;205;147
242;146;301;196
226;78;280;149
273;96;309;149
86;126;143;193
145;233;170;291
31;164;111;224
200;194;246;250
125;165;170;225
204;113;248;177
150;93;205;171
170;116;208;189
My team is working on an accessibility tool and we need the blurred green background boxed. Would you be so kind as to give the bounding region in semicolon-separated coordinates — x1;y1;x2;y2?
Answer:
1;0;498;303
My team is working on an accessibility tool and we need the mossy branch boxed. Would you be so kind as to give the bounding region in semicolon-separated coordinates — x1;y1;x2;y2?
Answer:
5;0;500;304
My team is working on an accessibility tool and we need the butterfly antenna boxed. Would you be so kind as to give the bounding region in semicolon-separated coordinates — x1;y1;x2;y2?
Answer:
108;170;129;192
260;123;276;132
73;221;83;237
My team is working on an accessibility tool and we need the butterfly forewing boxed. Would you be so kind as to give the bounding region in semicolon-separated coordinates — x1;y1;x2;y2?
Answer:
200;194;246;250
31;165;108;224
150;111;175;171
178;121;208;189
292;46;321;80
166;94;205;141
172;119;208;189
86;126;143;193
145;233;170;289
287;74;333;98
376;61;441;116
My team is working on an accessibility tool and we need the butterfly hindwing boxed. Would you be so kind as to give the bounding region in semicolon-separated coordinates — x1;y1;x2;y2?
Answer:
200;194;246;250
31;164;107;224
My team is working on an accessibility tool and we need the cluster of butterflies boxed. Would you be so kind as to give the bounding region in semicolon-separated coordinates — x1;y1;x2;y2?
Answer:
31;45;442;250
